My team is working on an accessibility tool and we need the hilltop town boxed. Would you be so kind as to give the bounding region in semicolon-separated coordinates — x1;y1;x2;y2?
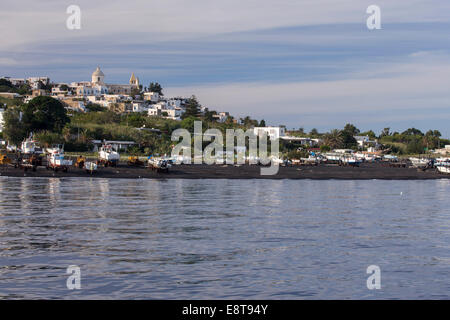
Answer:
1;68;450;160
0;67;232;122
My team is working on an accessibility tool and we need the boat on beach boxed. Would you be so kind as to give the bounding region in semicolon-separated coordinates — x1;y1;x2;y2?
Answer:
434;158;450;174
84;161;98;174
324;153;341;164
148;157;171;173
98;144;120;167
340;156;361;167
46;149;73;172
409;157;432;169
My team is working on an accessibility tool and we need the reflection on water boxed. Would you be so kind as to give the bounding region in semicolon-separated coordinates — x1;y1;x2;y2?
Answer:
0;177;450;299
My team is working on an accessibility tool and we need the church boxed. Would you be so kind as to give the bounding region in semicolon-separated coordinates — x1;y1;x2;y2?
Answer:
91;66;140;95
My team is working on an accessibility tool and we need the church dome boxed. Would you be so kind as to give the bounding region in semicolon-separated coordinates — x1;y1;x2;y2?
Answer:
92;67;104;77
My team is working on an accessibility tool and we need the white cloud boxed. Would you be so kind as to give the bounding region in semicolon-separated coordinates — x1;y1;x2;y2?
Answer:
165;53;450;128
1;0;449;49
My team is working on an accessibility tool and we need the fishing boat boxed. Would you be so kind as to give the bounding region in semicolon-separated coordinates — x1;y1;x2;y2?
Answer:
409;157;431;169
21;139;36;154
437;165;450;174
98;144;120;167
340;156;361;167
84;161;98;175
324;153;341;164
383;154;398;162
435;158;450;174
21;135;43;155
46;150;73;172
300;155;319;165
46;144;65;155
148;157;171;173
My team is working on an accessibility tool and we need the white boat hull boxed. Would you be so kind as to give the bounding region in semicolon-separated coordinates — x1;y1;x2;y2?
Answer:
437;166;450;174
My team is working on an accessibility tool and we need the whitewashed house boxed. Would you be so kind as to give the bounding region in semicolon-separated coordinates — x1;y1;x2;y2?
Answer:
354;136;370;147
253;126;286;140
132;101;150;113
144;92;160;102
148;106;161;117
27;77;50;89
162;107;183;120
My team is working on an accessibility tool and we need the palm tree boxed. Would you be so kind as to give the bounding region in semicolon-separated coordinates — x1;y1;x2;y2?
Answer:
324;129;344;149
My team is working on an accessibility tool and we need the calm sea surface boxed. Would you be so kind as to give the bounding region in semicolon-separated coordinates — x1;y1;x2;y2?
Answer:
0;177;449;299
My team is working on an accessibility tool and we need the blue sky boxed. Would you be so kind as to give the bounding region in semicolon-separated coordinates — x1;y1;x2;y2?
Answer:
1;0;450;136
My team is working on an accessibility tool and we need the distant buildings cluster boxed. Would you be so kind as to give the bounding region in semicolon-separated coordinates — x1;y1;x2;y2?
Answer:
1;67;234;122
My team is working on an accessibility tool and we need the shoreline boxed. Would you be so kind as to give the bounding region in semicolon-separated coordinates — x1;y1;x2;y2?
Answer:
0;162;448;180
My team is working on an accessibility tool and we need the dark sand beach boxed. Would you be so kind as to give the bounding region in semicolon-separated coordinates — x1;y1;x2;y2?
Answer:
0;162;447;180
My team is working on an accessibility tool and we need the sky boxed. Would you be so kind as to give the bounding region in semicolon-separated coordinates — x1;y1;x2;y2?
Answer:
1;0;450;136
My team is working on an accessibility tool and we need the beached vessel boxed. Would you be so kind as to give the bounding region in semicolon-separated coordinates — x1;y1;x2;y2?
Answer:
98;144;120;167
148;157;171;173
434;158;450;174
21;136;43;155
46;150;73;172
409;157;431;168
84;161;98;174
324;153;341;164
340;156;361;167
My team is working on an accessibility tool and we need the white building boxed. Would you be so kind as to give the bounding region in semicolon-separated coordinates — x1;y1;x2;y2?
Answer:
280;136;321;146
76;84;108;97
2;77;26;86
354;136;370;147
163;107;183;120
27;77;50;90
132;101;151;113
143;92;160;102
253;126;286;140
147;106;161;117
212;112;229;123
167;98;182;108
51;86;70;96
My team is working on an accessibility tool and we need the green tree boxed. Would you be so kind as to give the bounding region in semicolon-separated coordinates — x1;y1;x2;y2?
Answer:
341;124;358;148
34;131;64;148
0;78;12;87
180;116;198;132
324;129;344;149
310;128;319;137
203;108;216;122
406;138;425;154
380;127;391;137
2;108;27;145
0;78;13;92
343;123;360;136
182;95;201;118
361;130;377;139
259;119;266;127
21;96;69;133
320;145;331;152
148;82;163;96
402;128;423;136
